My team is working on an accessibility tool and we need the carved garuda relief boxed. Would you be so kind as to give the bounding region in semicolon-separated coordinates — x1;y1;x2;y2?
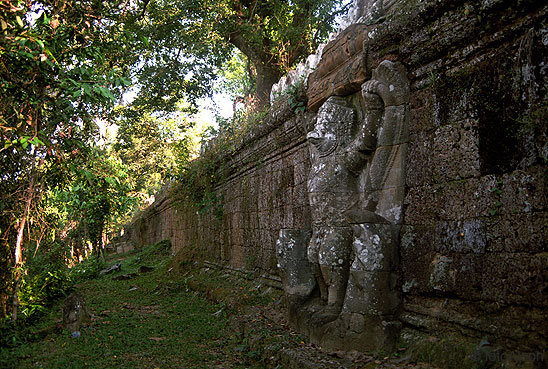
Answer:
276;60;409;351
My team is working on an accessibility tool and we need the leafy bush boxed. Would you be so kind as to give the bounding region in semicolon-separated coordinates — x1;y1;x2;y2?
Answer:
17;246;73;321
68;256;107;283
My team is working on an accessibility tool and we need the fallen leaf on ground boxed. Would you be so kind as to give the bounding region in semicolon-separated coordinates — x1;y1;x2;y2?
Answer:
149;337;167;341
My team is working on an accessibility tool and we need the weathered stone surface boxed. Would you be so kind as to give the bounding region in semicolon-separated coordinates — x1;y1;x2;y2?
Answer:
99;262;121;276
485;212;548;253
307;24;371;111
276;229;314;300
406;119;481;187
481;253;548;307
349;223;398;272
63;292;91;334
501;166;547;214
343;270;399;316
278;60;409;351
404;175;500;223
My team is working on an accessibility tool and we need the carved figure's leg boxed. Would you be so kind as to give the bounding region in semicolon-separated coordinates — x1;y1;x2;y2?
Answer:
311;227;352;324
308;228;329;302
313;263;329;302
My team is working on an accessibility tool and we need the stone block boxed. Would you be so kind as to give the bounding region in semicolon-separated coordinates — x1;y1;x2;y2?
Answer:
232;212;242;230
428;254;455;292
404;175;499;223
450;254;485;299
408;87;436;134
501;167;547;214
258;211;270;231
282;205;294;229
484;212;548;253
401;224;437;261
349;223;399;272
406;131;435;187
292;183;308;207
403;250;486;299
249;211;259;230
307;24;370;111
434;219;487;254
230;244;245;268
280;186;293;207
232;227;244;248
258;189;272;211
481;253;548;307
402;250;435;295
271;206;283;230
294;162;309;185
406;120;481;186
433;121;480;180
293;206;311;229
343;270;399;316
263;246;279;272
276;229;315;299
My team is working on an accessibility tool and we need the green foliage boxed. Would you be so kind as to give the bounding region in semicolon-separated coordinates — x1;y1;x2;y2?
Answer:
52;146;138;253
114;108;193;198
404;334;479;369
0;0;141;318
489;179;503;216
0;0;349;324
4;250;68;330
0;238;304;368
215;50;256;103
127;0;350;109
68;257;107;283
175;147;222;213
18;266;71;321
514;98;548;135
175;103;268;216
0;0;132;149
286;79;307;114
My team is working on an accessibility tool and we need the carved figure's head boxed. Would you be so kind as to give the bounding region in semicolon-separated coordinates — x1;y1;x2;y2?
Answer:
307;96;354;157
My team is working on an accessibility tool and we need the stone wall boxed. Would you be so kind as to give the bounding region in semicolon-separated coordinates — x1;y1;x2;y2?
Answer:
127;102;312;273
125;0;547;362
388;0;548;357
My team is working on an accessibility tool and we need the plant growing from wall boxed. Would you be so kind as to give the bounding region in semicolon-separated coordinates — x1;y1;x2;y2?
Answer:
286;80;307;114
489;179;503;216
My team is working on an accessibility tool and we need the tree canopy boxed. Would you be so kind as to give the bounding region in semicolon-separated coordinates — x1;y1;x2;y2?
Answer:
128;0;350;110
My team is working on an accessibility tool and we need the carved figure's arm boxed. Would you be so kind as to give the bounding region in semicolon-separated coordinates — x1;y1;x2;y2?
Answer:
343;91;383;175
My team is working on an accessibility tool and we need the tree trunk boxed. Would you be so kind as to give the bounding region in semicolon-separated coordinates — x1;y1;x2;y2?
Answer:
12;176;34;322
227;32;281;110
254;62;281;109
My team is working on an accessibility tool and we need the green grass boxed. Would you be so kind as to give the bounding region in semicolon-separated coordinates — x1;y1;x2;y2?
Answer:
0;241;292;368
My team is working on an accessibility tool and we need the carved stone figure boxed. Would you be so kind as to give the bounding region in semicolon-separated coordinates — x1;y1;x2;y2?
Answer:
306;96;370;324
276;60;409;351
63;291;92;335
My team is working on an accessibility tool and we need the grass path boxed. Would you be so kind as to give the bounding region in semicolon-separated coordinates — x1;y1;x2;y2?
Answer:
2;243;279;368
